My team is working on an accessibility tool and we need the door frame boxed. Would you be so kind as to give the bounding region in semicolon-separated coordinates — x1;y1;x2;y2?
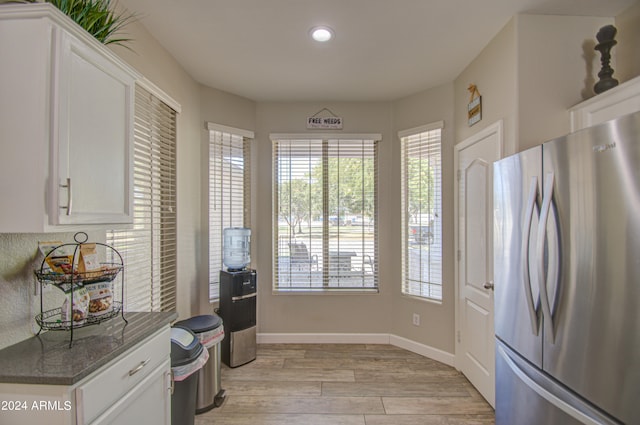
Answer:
453;120;503;381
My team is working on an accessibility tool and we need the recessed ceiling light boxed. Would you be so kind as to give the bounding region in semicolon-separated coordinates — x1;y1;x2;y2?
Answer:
310;26;334;42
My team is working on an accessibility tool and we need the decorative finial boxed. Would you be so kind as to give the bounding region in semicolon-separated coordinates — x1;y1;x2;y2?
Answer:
594;25;619;94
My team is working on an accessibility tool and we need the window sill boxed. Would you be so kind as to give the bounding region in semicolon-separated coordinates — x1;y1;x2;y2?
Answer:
272;288;379;296
400;292;443;305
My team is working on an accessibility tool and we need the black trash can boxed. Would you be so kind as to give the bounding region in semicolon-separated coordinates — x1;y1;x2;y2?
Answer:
174;314;226;413
170;327;209;425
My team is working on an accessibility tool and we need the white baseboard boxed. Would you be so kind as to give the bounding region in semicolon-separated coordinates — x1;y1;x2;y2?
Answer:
256;332;455;367
388;334;455;366
257;333;390;345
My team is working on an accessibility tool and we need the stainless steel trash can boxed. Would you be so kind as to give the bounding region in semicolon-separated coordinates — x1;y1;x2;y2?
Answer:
175;314;226;413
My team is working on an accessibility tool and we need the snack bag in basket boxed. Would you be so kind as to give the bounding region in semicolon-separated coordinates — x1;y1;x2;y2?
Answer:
37;241;74;274
61;287;90;324
84;281;114;317
77;243;102;279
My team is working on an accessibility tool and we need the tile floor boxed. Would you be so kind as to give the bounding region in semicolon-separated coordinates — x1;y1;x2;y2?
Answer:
195;343;495;425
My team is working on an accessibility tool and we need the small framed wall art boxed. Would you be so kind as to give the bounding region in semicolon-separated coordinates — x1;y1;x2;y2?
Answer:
307;107;343;129
467;84;482;126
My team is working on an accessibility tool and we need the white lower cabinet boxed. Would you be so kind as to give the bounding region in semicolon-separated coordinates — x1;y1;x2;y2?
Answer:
76;327;171;425
0;384;74;425
0;327;171;425
89;360;170;425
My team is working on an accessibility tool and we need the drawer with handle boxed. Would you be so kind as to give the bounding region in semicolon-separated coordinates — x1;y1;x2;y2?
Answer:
76;327;170;424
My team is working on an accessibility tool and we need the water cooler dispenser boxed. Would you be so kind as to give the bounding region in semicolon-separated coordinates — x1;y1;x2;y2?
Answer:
218;228;257;367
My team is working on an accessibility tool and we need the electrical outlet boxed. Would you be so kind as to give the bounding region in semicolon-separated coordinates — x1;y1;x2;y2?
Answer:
412;313;420;326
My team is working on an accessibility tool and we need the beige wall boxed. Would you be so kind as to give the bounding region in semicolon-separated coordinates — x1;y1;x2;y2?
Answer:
0;231;105;350
516;14;613;150
0;17;259;350
454;19;518;156
454;14;614;156
112;24;261;318
391;83;455;352
616;1;640;82
253;101;395;335
446;13;615;358
251;87;458;355
110;22;205;320
119;9;639;352
200;86;257;132
3;7;638;354
199;86;256;314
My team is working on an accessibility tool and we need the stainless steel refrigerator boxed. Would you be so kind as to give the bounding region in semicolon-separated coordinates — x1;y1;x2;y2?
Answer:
493;110;640;424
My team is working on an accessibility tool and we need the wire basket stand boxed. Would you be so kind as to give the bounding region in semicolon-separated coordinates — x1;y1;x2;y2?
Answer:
34;232;127;347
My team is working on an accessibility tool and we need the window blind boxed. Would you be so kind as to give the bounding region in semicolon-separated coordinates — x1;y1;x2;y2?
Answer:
107;84;177;312
208;125;252;301
272;136;379;292
400;123;443;300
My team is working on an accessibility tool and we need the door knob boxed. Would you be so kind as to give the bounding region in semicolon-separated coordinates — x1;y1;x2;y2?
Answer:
483;281;494;290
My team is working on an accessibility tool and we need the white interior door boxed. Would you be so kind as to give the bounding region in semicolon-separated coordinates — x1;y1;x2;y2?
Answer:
455;121;502;407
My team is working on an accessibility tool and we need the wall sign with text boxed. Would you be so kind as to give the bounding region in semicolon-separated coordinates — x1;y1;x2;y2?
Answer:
307;108;343;129
467;84;482;126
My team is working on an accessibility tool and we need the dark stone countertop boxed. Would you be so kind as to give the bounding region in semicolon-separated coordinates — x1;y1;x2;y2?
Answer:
0;311;177;386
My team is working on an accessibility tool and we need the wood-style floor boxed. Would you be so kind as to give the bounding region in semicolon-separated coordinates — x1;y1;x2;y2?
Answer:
195;343;495;425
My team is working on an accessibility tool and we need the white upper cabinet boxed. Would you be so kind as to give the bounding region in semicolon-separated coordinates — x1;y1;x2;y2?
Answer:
569;75;640;132
0;4;138;232
53;29;135;225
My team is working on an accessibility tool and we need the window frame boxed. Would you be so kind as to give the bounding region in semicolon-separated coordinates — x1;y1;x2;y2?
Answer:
107;81;179;312
207;123;254;302
399;121;444;301
271;133;381;294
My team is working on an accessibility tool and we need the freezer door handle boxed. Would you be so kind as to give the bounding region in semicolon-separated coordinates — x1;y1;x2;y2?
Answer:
537;172;560;343
522;176;540;335
498;343;616;425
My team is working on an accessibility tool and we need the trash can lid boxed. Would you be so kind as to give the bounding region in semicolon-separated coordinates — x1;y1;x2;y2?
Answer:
170;327;204;367
174;314;223;333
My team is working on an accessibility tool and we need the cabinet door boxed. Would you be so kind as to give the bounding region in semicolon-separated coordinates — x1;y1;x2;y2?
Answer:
0;382;74;425
53;29;134;225
0;17;52;233
89;360;171;425
77;327;170;423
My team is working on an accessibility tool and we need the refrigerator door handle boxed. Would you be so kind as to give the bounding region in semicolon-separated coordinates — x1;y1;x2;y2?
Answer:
537;172;560;343
522;176;540;335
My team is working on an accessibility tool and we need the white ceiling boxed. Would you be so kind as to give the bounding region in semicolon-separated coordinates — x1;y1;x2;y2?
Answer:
119;0;636;102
